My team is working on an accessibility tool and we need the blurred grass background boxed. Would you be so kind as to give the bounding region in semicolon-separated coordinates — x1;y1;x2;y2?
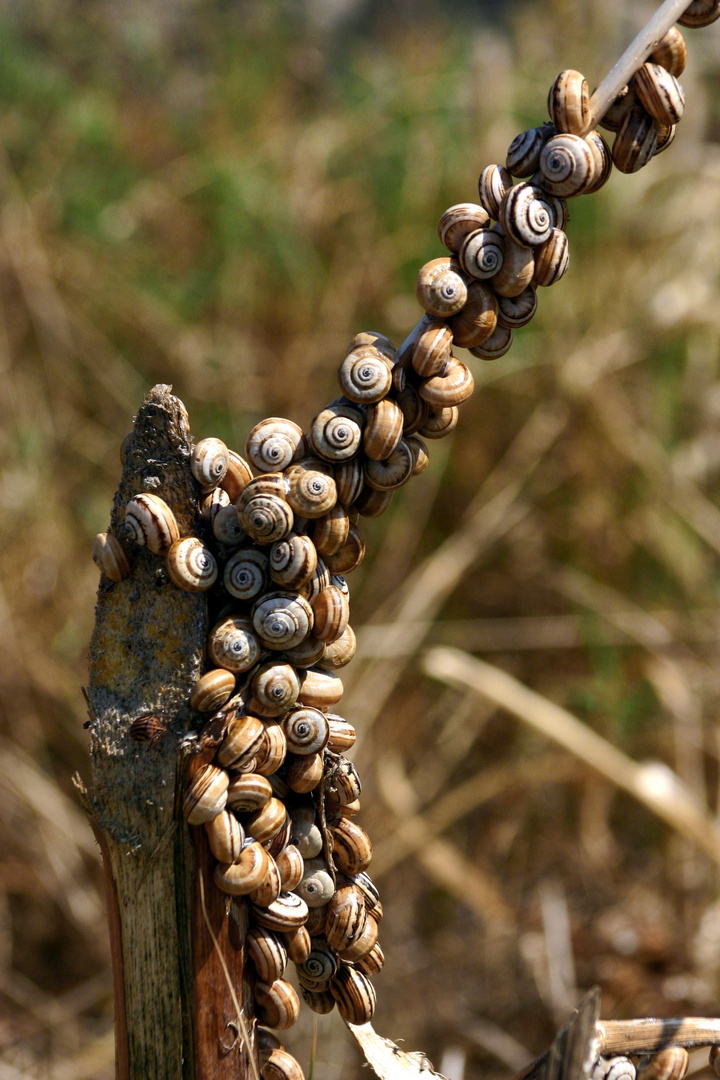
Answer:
2;0;720;1076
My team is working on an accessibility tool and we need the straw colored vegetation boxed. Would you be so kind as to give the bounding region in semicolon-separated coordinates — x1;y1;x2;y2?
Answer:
1;0;720;1076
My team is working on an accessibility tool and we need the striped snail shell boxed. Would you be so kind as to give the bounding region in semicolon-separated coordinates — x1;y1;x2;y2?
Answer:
255;978;300;1031
298;557;332;602
224;547;269;601
334;456;364;505
583;131;613;195
506;123;555;177
339;869;381;913
266;814;292;858
548;69;590;134
339;912;379;962
285;464;337;519
298;936;339;990
189;669;236;713
261;1048;305;1080
592;1058;636;1080
418;404;459;439
412;318;453;378
310;399;365;463
312;504;350;558
245;797;288;845
419;357;474;408
437;202;491;253
611;107;658;173
286;751;324;793
490;233;535;297
93;532;131;582
478;163;512;218
539;132;595;196
290;807;323;859
297;667;344;709
364;439;414;491
191;437;229;490
331;964;376;1025
240;493;294;546
227;772;272;813
205;810;245;864
447;280;498;348
253;719;289;777
355;941;385;976
650;27;687;76
236;472;287;509
338;345;393;404
328;759;362;804
183;763;229;825
269;533;318;589
325;885;367;952
217;713;265;768
533;228;570;288
678;0;720;27
212;504;245;547
304;903;331;937
332;818;372;875
252;891;310;932
220;449;254;502
318;624;356;669
296;860;336;908
415;257;468;318
598;82;641;133
327;715;356;753
500;183;553;247
247;925;288;983
460;228;504;280
275;844;304;892
633;63;685;126
199;486;229;525
282;635;326;667
214;840;269;895
283;924;312;964
252;591;314;650
395;384;431;437
301;987;336;1015
166;537;218;592
636;1050;689;1080
250;661;301;717
363;398;404;462
353;487;393;518
246;418;303;474
283;706;329;754
347;330;397;365
249;853;283;908
208;615;260;673
124;493;180;554
497;286;538;329
324;522;365;575
654;123;677;156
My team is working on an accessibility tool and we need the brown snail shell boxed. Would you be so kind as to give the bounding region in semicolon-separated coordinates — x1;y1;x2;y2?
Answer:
338;346;393;404
533;228;570;288
266;814;292;858
247;925;288;983
334;456;364;505
539;133;595;196
250;661;301;717
612;106;658;173
199;486;230;525
246;418;303;474
437;202;491;253
191;437;229;490
328;758;362;804
678;0;720;27
338;912;379;962
347;331;397;365
405;433;429;476
447;281;498;348
286;752;324;793
497;286;538;329
237;473;287;511
478;163;511;218
253;719;288;776
255;978;300;1031
296;859;336;908
166;537;218;592
297;936;338;989
304;903;330;936
220;449;253;501
415;257;468;318
506;124;554;177
208;615;261;673
261;1048;305;1080
598;82;641;133
324;523;365;575
285;465;337;519
282;635;326;667
275;844;304;892
283;706;329;755
709;1047;720;1077
93;532;131;582
269;533;318;590
490;233;535;297
300;988;336;1015
418;405;459;439
205;810;245;863
183;763;229;825
189;669;236;713
325;885;367;952
411;318;453;377
218;713;265;769
227;772;272;812
283;925;312;964
124;493;180;555
583;131;613;195
499;183;553;247
633;63;685;126
223;547;269;601
363;398;404;462
548;69;590;134
353;487;394;518
419;357;474;408
355;941;385;976
636;1049;689;1080
318;624;356;669
245;797;288;845
212;504;246;547
240;493;294;546
252;591;314;650
249;853;283;908
252;891;310;932
297;558;331;602
327;715;357;753
214;840;269;895
331;965;376;1025
650;27;687;76
654;123;677;156
312;505;350;558
339;870;381;912
310;399;365;463
364;439;414;491
332;818;372;875
256;1027;283;1058
290;807;323;859
460;228;504;280
297;667;343;708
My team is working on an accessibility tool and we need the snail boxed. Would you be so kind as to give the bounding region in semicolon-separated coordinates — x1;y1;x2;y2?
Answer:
254;978;300;1031
310;399;365;462
539;132;595;196
189;669;236;713
183;764;229;825
191;437;229;490
124;492;180;554
246;418;304;474
165;537;218;592
338;345;393;404
506;124;555;177
93;532;131;581
547;69;590;134
205;810;245;864
247;925;288;984
415;257;468;317
478;163;512;218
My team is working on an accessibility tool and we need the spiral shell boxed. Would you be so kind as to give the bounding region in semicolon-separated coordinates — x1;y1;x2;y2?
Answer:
252;892;310;932
334;457;364;506
217;713;265;768
650;27;687;77
636;1050;689;1080
224;547;269;601
325;884;367;951
245;418;303;474
251;661;301;717
183;763;229;825
329;758;362;804
290;807;323;859
355;942;385;976
339;912;379;962
419;357;474;408
340;869;381;912
298;667;344;708
166;537;218;592
296;860;336;908
287;751;325;793
297;936;338;989
497;286;538;328
415;257;468;317
208;615;260;674
213;504;245;547
312;585;349;643
252;591;313;650
490;234;535;297
215;840;269;895
548;69;590;134
312;505;350;558
592;1058;636;1080
612;107;658;173
199;486;230;526
254;719;289;776
205;810;244;864
283;706;329;755
634;63;685;126
93;532;131;582
220;450;253;501
437;203;491;253
678;0;720;27
448;281;498;348
331;965;376;1025
298;558;332;602
500;183;553;247
269;533;318;590
189;669;236;713
412;319;453;378
347;330;397;365
395;384;431;436
533;228;570;287
318;625;357;669
460;228;504;280
327;715;357;753
364;439;414;491
261;1048;305;1080
240;493;294;546
310;400;365;463
275;844;304;892
191;437;229;490
338;346;392;404
283;924;312;964
124;493;180;554
506;124;554;177
478;163;512;218
227;774;272;815
247;925;288;983
583;131;613;195
324;523;365;575
539;133;595;196
250;854;283;908
332;818;372;875
255;978;300;1031
418;405;459;439
285;465;337;518
245;797;288;846
599;83;641;133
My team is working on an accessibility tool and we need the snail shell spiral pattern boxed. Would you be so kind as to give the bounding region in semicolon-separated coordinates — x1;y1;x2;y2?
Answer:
124;493;180;555
246;418;304;474
165;537;218;592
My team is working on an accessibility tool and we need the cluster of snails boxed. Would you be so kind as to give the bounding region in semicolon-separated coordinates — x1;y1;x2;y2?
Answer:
592;1044;712;1080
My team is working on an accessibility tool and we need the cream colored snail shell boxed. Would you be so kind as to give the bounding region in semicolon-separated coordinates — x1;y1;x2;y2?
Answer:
283;706;329;755
318;624;357;669
592;1058;636;1080
297;666;344;708
223;547;269;601
252;591;314;650
415;257;468;318
500;183;553;247
539;132;595;197
208;615;260;673
338;345;392;404
285;464;337;519
93;532;131;582
506;124;554;177
166;537;218;592
327;715;357;753
533;228;570;288
191;437;229;490
183;764;229;825
548;69;590;134
633;63;685;126
246;417;303;474
217;713;265;768
650;27;687;76
347;330;397;364
460;228;504;280
250;661;301;717
478;163;511;218
363;398;404;462
309;399;365;463
205;809;244;864
296;859;336;908
124;493;180;555
220;449;253;502
261;1048;305;1080
189;669;236;713
241;493;294;546
583;131;613;195
213;504;245;547
286;751;324;793
252;891;310;932
199;486;230;525
437;202;491;252
612;107;658;173
255;978;300;1031
290;807;323;859
227;772;273;812
412;318;453;377
331;964;376;1025
269;533;318;589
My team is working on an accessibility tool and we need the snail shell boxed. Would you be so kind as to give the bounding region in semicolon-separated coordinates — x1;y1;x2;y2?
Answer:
245;797;288;845
490;233;535;297
338;346;392;404
318;625;356;669
539;133;595;196
312;504;350;558
285;464;337;518
332;818;372;875
347;331;397;365
269;533;318;589
283;706;329;755
191;437;229;490
183;764;229;825
419;357;474;408
275;844;304;892
324;522;365;575
416;257;468;317
678;0;720;27
297;557;332;602
124;493;180;554
328;759;362;804
224;547;269;601
290;807;323;859
298;936;338;989
252;591;314;650
500;183;553;247
478;163;512;218
583;131;613;194
327;715;357;753
246;418;303;474
208;616;261;673
353;487;393;518
363;398;404;462
247;925;288;983
339;870;381;913
166;537;218;592
599;82;641;132
650;27;687;76
266;814;292;858
283;924;312;964
250;661;301;717
205;810;245;864
304;903;331;936
331;964;376;1025
249;853;283;908
298;666;344;708
300;988;336;1015
213;504;246;547
412;319;453;378
548;69;590;134
533;228;570;288
405;433;429;476
261;1048;305;1080
286;751;324;793
460;228;504;280
506;124;554;177
199;486;230;525
418;404;459;439
189;669;236;713
654;123;677;156
241;493;294;546
325;885;367;952
334;456;364;506
497;286;538;328
447;280;497;348
612;106;658;173
214;840;269;895
310;399;365;463
437;203;491;253
93;532;131;582
253;719;288;776
634;63;685;126
636;1050;689;1080
220;449;253;502
217;713;265;768
296;860;336;908
592;1058;636;1080
282;635;326;667
227;772;272;812
355;941;385;976
339;912;379;962
252;891;310;932
255;978;300;1031
364;439;414;491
